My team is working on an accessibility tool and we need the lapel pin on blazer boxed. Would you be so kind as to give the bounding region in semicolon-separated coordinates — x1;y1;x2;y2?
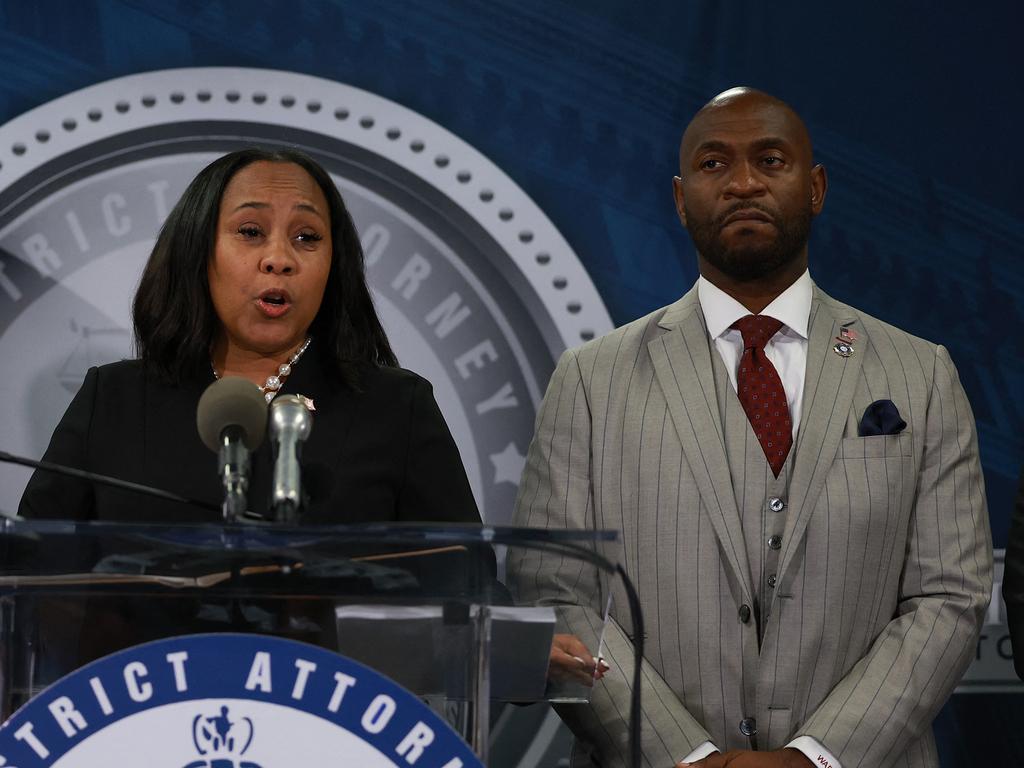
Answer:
858;399;907;436
833;324;858;358
833;340;854;358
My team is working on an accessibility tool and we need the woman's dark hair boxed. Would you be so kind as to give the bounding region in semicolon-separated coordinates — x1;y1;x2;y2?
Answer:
133;147;397;387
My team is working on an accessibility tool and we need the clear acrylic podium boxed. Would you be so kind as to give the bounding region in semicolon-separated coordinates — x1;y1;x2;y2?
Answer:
0;518;618;763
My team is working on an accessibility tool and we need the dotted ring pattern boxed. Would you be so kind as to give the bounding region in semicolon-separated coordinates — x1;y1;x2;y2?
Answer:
0;85;598;342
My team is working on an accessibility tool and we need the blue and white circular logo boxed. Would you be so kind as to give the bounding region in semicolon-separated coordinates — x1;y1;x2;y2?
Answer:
0;634;482;767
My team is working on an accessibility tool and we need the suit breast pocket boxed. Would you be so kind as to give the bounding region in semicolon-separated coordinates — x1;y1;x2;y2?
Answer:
837;430;914;460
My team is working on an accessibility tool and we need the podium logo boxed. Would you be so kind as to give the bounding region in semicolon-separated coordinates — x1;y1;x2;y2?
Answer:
0;634;481;767
0;67;612;520
186;705;259;768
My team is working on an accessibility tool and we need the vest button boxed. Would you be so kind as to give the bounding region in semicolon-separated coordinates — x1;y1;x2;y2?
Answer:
768;573;777;588
738;604;751;623
768;497;785;513
768;534;783;550
739;717;758;736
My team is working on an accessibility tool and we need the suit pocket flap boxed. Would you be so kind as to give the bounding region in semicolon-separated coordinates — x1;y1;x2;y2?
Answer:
838;430;913;459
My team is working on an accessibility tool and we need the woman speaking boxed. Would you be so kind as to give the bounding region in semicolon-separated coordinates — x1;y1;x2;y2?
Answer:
19;148;481;526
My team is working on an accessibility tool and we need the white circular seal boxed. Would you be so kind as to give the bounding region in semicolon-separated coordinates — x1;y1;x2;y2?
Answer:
0;68;613;520
0;633;483;767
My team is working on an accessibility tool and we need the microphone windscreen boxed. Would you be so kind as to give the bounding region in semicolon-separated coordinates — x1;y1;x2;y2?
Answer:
196;377;268;452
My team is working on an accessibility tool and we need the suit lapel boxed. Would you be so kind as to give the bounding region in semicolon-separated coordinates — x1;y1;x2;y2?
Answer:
649;288;755;602
776;289;865;584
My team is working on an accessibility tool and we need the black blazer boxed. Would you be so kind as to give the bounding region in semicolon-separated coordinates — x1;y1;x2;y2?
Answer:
18;354;481;526
1005;467;1024;680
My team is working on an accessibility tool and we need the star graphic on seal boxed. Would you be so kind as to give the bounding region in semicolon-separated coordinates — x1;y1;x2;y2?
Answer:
490;442;526;485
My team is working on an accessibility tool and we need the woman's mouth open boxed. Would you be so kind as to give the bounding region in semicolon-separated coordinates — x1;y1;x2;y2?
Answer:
256;290;292;318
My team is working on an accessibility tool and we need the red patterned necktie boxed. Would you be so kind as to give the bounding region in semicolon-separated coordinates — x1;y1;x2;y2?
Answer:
731;315;793;477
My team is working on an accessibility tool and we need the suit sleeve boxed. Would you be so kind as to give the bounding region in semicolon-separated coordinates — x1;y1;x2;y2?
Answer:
396;375;481;524
18;366;98;520
1003;466;1024;680
509;348;713;768
797;344;993;765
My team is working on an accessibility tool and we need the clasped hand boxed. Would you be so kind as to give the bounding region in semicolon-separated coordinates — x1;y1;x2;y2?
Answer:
545;638;812;768
679;748;813;767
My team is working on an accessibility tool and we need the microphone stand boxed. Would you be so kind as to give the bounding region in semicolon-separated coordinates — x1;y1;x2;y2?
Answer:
0;450;221;514
217;426;251;522
196;376;268;524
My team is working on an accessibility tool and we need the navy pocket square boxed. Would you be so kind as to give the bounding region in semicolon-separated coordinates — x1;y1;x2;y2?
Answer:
858;399;907;436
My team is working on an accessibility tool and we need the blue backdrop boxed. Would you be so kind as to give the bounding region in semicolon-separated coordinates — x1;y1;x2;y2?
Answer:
0;0;1020;764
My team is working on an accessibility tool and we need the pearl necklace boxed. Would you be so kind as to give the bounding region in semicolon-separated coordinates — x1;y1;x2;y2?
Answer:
212;337;312;403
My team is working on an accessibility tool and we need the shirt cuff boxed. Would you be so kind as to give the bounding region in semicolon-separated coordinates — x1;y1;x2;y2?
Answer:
680;741;718;763
787;736;841;768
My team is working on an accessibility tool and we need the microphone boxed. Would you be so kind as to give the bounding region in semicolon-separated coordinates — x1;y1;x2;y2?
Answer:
196;377;267;521
268;395;313;523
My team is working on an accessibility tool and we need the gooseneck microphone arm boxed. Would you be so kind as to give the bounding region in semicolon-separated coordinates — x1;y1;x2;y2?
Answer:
0;450;221;513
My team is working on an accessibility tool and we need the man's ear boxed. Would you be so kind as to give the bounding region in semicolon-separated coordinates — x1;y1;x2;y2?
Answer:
810;164;828;215
672;176;687;227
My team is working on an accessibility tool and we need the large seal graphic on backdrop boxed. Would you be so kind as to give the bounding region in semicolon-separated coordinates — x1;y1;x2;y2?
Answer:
0;68;612;520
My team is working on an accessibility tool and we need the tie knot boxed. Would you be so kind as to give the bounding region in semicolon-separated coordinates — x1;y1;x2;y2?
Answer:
731;315;784;351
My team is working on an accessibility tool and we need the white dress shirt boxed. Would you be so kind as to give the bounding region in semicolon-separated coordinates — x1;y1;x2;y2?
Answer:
697;269;812;438
680;270;842;768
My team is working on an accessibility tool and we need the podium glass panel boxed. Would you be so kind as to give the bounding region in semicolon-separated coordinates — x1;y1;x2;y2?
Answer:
0;518;618;761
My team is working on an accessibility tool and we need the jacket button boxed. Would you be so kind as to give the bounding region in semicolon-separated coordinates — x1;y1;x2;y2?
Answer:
738;604;751;623
767;573;777;588
768;497;785;513
767;534;782;550
739;717;758;736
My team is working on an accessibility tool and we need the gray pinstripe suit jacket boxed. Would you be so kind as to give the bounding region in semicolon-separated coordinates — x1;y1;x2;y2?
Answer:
510;283;992;768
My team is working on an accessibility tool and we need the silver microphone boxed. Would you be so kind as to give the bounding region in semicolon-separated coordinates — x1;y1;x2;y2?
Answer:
269;395;313;522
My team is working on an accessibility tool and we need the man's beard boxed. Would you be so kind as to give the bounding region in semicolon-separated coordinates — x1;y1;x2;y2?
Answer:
686;202;812;282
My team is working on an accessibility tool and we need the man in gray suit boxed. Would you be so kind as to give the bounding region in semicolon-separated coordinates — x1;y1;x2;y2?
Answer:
510;88;992;767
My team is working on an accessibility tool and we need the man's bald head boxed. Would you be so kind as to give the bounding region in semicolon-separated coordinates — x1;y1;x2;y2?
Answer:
679;87;814;174
671;87;827;293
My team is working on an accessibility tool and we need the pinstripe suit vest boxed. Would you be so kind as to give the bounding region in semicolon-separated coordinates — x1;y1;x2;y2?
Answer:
710;346;793;650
